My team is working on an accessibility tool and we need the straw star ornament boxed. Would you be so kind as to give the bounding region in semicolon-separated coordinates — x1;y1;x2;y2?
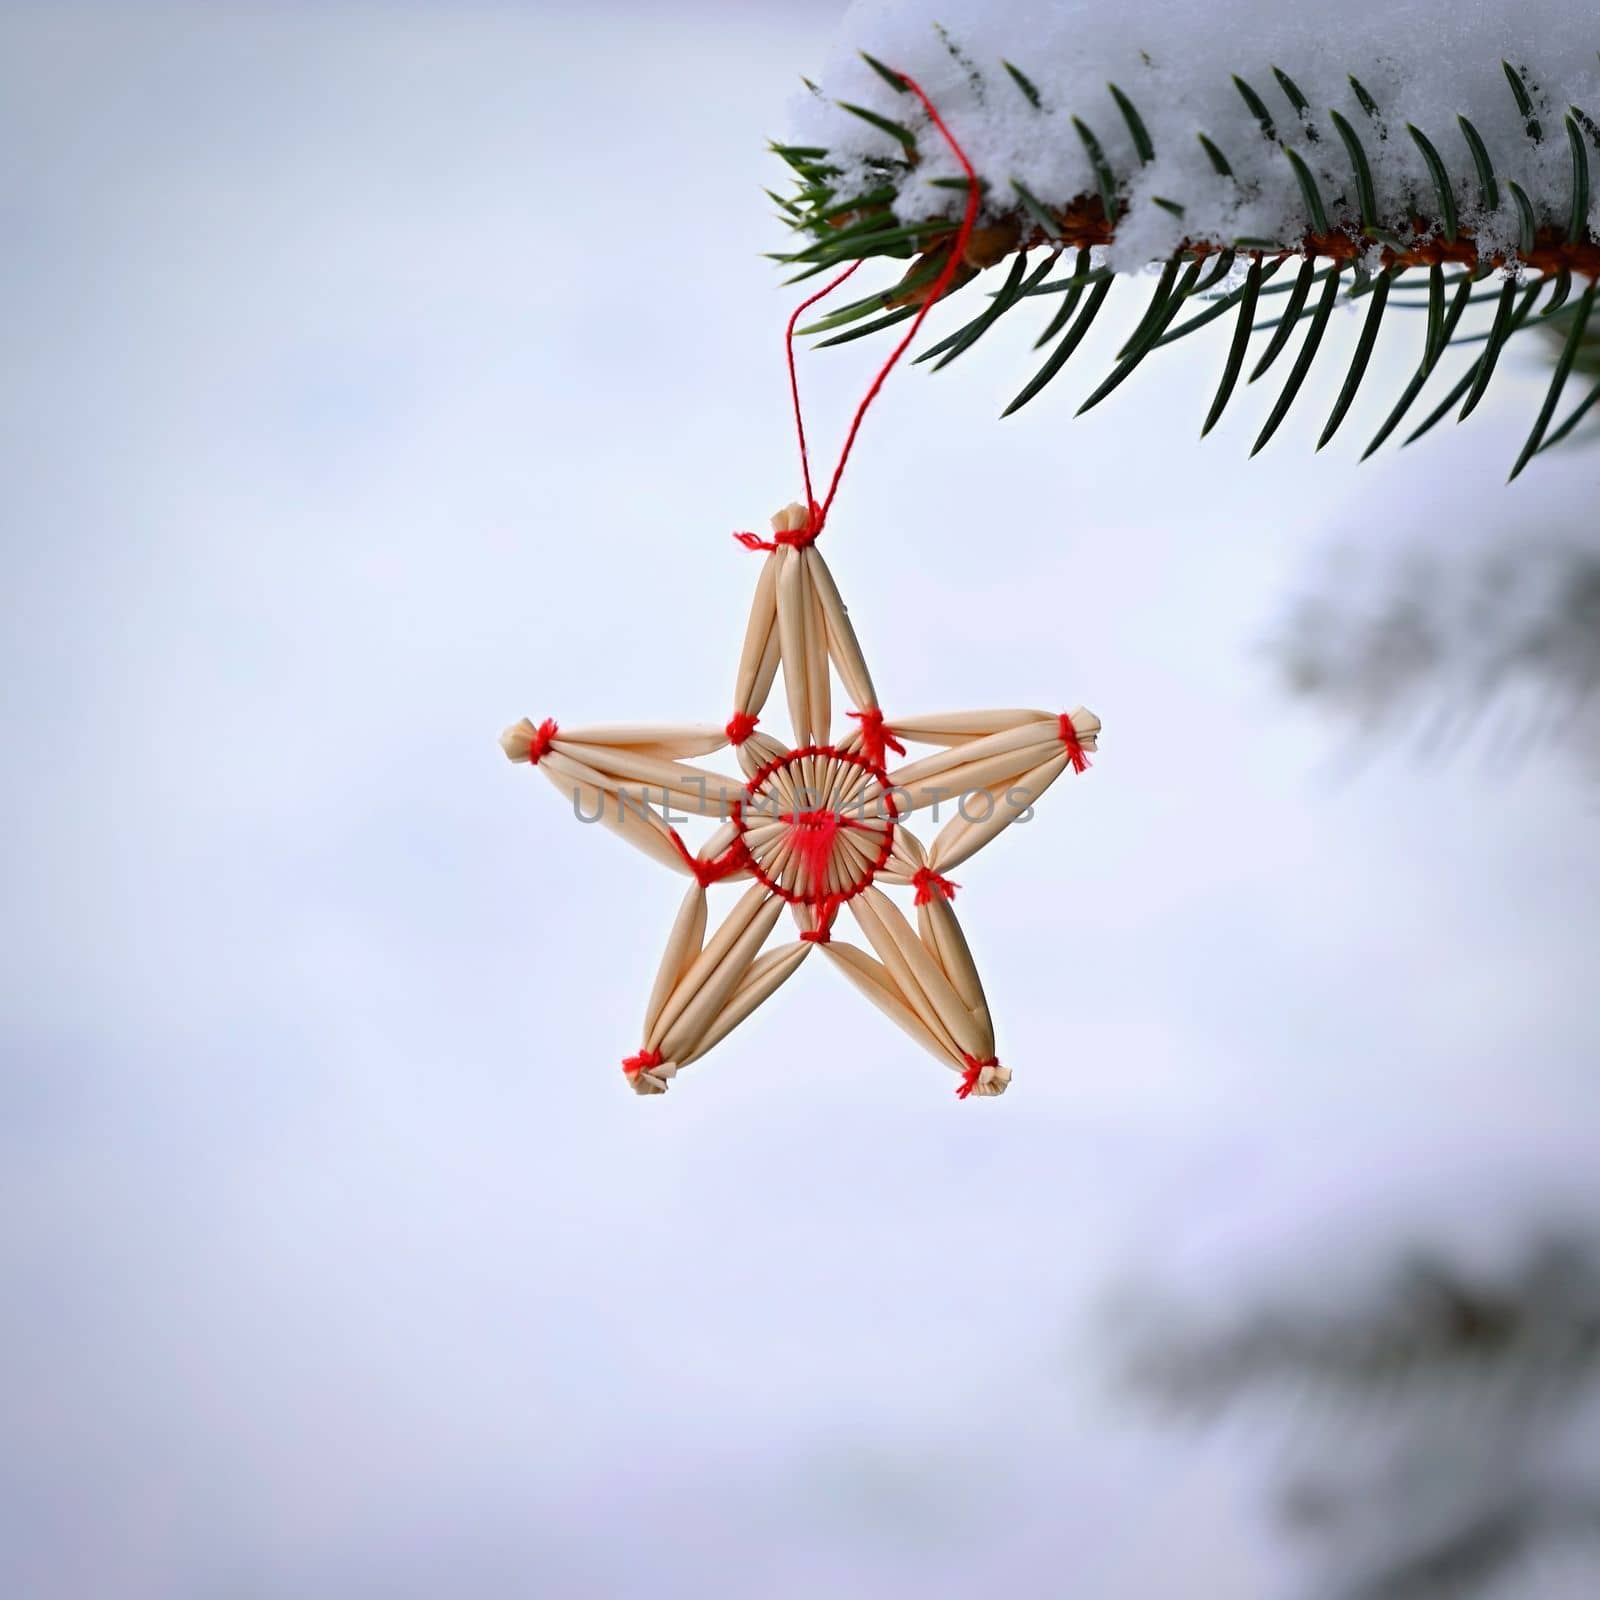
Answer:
501;501;1100;1098
499;74;1102;1098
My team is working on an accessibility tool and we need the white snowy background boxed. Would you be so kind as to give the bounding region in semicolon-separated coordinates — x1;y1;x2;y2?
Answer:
2;4;1597;1597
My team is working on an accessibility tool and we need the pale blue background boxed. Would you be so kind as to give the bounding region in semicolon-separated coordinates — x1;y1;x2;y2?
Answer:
2;4;1596;1595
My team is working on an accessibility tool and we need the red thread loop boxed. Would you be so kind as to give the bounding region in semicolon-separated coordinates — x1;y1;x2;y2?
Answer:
770;71;979;545
800;895;842;944
726;710;760;744
848;707;906;770
912;867;959;907
623;1048;663;1078
528;718;559;765
957;1053;998;1100
671;831;748;889
1058;713;1092;774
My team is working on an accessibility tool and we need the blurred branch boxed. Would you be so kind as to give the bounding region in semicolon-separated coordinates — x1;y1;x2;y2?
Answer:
1129;1238;1600;1409
1272;531;1600;767
1125;1237;1600;1600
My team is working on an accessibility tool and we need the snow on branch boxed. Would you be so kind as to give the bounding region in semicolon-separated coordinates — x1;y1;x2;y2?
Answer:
774;1;1600;475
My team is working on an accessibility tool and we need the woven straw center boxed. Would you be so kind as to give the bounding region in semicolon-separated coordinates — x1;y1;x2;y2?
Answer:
735;745;896;905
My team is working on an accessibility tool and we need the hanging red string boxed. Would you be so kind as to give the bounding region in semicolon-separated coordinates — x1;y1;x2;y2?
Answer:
739;71;981;551
783;263;863;531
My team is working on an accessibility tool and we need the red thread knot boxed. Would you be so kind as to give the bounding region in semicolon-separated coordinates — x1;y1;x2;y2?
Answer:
623;1048;662;1078
672;831;748;889
848;707;905;770
912;867;959;907
733;501;823;554
800;895;842;944
726;710;760;744
957;1054;998;1100
1058;713;1092;774
528;718;559;764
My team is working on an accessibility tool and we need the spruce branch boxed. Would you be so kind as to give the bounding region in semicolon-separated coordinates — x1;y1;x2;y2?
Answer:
773;47;1600;476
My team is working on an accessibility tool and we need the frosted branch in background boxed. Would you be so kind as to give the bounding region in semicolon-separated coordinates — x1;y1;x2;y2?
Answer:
1271;525;1600;766
1119;1147;1600;1598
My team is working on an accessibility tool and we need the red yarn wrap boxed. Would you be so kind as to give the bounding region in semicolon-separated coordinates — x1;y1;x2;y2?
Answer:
725;710;760;744
1058;713;1092;774
911;867;959;907
733;502;823;554
671;831;749;889
848;707;906;769
800;895;842;945
527;718;559;765
957;1054;998;1100
623;1048;663;1078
